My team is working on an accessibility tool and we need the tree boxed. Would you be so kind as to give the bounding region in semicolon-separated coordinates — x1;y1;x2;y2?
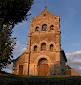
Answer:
0;20;16;70
0;0;33;70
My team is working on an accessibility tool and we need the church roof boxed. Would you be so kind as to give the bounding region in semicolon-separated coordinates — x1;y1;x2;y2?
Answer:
66;65;71;69
12;52;26;63
32;6;59;21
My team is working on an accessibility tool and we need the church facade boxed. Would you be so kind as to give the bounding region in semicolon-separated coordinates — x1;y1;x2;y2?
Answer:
13;6;67;76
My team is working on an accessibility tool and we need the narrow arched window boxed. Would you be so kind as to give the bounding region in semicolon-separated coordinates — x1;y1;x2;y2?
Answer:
50;44;53;51
34;45;37;51
50;25;54;30
35;27;39;31
41;43;46;51
42;24;47;31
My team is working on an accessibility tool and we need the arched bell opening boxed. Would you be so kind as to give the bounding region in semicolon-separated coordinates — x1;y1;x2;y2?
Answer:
41;43;46;51
42;24;47;31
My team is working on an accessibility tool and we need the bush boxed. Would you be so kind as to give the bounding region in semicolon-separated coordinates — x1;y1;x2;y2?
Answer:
0;75;81;85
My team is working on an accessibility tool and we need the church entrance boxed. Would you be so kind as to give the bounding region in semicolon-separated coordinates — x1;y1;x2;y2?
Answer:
19;65;23;75
38;58;49;76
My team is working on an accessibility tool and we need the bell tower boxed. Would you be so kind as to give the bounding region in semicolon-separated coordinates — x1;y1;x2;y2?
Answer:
12;6;67;76
26;6;67;76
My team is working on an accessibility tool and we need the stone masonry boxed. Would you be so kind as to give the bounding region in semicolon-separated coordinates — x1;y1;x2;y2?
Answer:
13;6;67;76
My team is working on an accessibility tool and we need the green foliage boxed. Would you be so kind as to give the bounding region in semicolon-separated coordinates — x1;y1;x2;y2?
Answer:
0;0;33;70
0;0;33;24
0;19;16;70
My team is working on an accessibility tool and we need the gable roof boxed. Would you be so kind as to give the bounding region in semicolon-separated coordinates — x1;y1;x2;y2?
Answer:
66;65;80;76
66;65;71;69
12;52;26;63
32;6;59;21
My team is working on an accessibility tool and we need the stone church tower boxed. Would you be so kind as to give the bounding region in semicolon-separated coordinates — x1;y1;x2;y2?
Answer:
13;6;67;76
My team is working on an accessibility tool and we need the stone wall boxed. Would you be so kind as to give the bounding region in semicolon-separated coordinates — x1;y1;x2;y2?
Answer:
13;52;28;75
13;7;67;76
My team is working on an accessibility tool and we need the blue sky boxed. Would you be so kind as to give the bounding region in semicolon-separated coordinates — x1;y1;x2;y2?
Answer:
2;0;81;75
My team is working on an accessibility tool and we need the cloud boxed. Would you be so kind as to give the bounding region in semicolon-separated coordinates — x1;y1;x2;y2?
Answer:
66;51;81;55
72;59;81;64
20;48;27;53
13;42;26;55
66;53;72;56
13;47;26;55
66;50;81;75
2;63;13;73
14;43;21;49
72;51;81;55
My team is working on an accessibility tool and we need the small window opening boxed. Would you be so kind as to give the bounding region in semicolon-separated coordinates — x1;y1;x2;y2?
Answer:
50;44;53;51
41;43;46;51
50;25;54;30
34;45;37;51
42;24;47;31
35;27;39;31
44;14;46;16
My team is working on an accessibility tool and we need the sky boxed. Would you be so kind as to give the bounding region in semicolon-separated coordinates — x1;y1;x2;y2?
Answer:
2;0;81;76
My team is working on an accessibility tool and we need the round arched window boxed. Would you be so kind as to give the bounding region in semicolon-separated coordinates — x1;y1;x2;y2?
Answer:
50;44;53;51
50;25;54;30
42;24;47;31
34;45;37;51
35;27;39;31
41;43;46;51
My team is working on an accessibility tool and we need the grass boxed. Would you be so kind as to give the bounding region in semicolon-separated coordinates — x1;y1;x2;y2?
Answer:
0;74;81;85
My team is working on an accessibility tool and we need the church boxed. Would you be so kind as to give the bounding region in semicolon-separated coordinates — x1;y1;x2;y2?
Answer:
12;6;68;76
